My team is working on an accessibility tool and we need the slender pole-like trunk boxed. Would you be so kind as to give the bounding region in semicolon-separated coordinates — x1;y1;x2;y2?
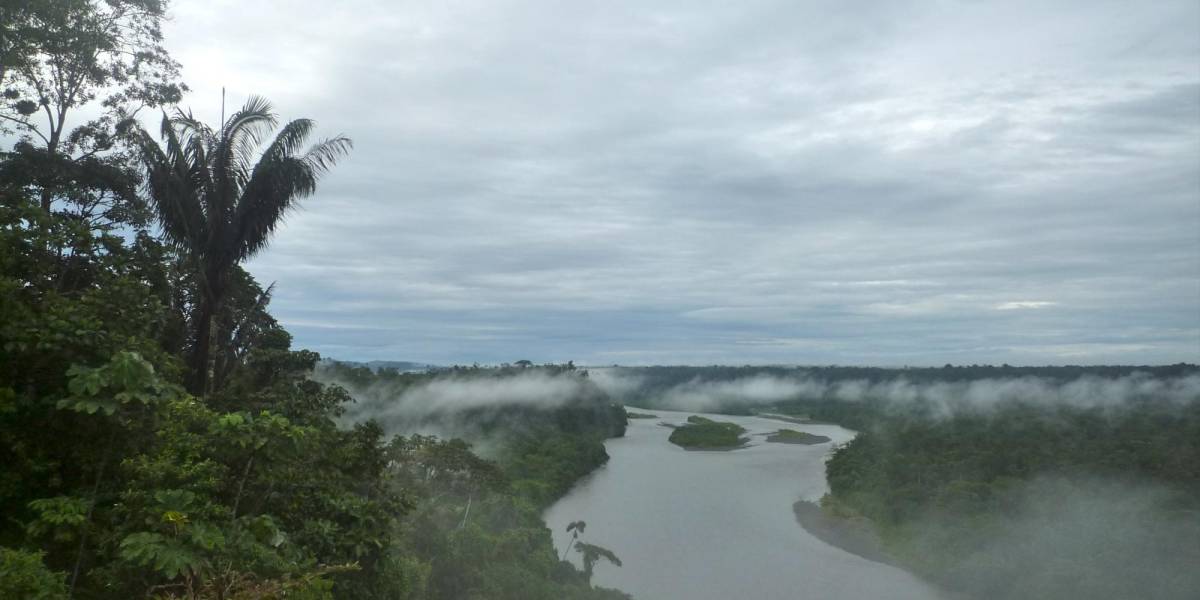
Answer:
68;454;108;599
561;532;577;561
40;116;63;212
458;494;472;529
230;453;255;521
190;295;215;396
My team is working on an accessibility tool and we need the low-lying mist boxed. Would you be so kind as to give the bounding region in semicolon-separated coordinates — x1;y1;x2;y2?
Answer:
314;365;623;452
593;369;1200;415
343;371;588;418
907;476;1200;600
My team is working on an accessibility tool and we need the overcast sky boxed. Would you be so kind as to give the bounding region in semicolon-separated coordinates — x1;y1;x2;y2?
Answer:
162;0;1200;366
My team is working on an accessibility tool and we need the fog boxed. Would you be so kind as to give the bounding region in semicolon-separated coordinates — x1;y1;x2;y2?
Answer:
366;371;586;415
907;476;1200;600
593;369;1200;415
324;370;602;444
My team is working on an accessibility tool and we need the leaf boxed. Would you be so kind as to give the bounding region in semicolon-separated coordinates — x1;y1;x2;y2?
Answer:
119;532;204;580
186;522;225;551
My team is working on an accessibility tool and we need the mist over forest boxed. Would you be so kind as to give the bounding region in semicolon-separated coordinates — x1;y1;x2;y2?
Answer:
314;361;1200;599
593;364;1200;413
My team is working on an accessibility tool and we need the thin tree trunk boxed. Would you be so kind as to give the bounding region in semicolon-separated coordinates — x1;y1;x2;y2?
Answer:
458;494;472;529
190;296;215;396
68;454;108;599
230;454;255;521
41;123;62;212
561;533;576;561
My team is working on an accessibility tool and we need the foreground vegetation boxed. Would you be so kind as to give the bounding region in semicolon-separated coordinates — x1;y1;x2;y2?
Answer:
667;416;748;450
0;3;629;596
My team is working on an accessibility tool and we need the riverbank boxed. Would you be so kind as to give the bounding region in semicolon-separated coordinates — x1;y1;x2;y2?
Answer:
625;411;659;419
792;500;893;566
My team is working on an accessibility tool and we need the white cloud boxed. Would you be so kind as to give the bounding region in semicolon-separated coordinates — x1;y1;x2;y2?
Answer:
995;301;1058;310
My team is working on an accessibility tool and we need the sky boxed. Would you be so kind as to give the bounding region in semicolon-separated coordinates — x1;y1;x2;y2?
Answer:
160;0;1200;366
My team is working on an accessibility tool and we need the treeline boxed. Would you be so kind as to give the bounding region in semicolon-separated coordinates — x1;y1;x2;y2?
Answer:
0;2;628;598
610;364;1197;400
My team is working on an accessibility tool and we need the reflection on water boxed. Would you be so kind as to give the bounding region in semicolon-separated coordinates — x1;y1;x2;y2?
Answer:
544;408;945;600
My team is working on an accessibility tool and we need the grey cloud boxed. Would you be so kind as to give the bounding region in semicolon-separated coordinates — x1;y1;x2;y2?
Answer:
161;0;1199;365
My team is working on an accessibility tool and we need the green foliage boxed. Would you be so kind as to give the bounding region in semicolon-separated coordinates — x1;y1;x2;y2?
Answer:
765;428;830;445
119;531;205;580
25;497;89;543
0;547;68;600
502;430;613;509
59;351;183;416
668;415;748;449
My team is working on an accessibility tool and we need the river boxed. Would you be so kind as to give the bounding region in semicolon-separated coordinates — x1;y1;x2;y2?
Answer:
543;408;945;600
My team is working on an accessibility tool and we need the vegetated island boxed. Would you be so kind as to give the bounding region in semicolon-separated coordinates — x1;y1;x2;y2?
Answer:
625;410;659;419
766;428;831;445
668;415;750;450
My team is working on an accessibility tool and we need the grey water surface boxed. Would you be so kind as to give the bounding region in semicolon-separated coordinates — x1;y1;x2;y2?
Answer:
544;408;945;600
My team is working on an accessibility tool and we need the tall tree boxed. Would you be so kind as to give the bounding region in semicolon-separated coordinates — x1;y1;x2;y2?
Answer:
136;97;351;395
1;0;184;214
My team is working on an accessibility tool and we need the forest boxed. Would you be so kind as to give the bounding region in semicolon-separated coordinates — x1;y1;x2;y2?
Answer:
0;2;629;598
816;394;1200;599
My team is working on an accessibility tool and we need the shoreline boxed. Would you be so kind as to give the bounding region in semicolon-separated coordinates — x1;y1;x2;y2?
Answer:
792;500;894;566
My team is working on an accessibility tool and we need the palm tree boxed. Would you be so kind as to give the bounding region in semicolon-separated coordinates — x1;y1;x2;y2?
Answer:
575;542;622;581
136;96;352;395
562;520;587;560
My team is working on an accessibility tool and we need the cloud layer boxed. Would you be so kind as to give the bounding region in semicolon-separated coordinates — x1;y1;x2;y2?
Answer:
163;0;1200;365
596;371;1200;414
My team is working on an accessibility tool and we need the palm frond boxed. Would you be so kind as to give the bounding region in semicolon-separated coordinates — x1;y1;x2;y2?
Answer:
230;156;317;262
259;118;316;163
210;96;278;237
221;95;277;182
137;113;207;250
230;131;352;262
301;135;353;177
